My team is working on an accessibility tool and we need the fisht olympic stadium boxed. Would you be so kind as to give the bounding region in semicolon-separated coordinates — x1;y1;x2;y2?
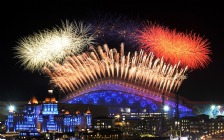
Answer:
60;78;192;118
58;77;223;119
14;21;218;120
49;44;218;120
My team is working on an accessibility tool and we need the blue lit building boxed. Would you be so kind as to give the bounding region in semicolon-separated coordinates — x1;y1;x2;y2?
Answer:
6;97;40;134
61;80;194;119
5;96;92;135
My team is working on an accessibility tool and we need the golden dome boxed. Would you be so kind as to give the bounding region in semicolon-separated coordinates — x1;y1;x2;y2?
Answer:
86;107;91;114
45;98;50;102
28;96;38;104
76;110;80;114
50;97;56;103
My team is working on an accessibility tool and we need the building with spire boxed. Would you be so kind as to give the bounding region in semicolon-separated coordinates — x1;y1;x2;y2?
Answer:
5;96;92;136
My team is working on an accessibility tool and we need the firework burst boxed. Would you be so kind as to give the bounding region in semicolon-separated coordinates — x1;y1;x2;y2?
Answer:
44;43;187;94
87;14;140;48
137;23;211;69
14;21;94;72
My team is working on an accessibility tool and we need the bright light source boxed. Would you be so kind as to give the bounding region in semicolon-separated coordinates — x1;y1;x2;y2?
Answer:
9;105;15;112
163;105;169;111
48;89;53;94
115;114;120;118
211;105;215;110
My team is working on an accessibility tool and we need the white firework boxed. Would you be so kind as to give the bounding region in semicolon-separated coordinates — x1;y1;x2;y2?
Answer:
14;20;94;72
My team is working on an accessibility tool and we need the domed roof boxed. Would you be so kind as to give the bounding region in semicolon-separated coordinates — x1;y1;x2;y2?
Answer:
86;107;91;114
65;111;69;114
28;96;38;104
76;110;80;114
50;97;56;103
44;97;57;103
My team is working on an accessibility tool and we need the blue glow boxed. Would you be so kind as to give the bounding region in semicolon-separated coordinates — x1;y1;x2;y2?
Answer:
141;101;146;107
105;96;111;103
116;97;122;103
66;90;161;111
42;104;58;114
6;101;92;133
64;88;193;117
129;98;134;104
62;82;193;115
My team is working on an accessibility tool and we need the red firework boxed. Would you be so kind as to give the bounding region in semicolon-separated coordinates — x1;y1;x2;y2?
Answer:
137;23;212;69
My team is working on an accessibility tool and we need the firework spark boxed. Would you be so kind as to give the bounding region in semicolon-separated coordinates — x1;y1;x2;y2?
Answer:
137;23;211;69
14;21;94;72
87;14;140;47
44;43;187;94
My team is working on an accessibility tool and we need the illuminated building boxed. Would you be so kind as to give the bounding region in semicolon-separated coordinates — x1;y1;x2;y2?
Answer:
4;96;224;139
58;78;224;138
5;96;92;135
61;82;193;119
83;128;123;140
92;116;115;129
6;97;40;135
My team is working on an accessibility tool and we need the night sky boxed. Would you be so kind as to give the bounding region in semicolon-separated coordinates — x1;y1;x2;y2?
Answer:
0;2;223;102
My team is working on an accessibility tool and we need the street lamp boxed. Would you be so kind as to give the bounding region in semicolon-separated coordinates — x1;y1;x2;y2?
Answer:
163;105;170;111
8;105;15;113
48;85;53;94
115;114;120;121
211;105;215;110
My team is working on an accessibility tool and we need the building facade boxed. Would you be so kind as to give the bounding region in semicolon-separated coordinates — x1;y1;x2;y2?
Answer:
5;96;92;135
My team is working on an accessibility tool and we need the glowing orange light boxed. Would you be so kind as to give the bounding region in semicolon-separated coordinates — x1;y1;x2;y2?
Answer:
44;43;187;94
137;23;212;69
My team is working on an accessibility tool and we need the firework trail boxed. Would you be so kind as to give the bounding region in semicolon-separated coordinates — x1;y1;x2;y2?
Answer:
87;14;141;48
13;18;212;100
14;20;94;72
44;43;187;94
136;23;212;69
